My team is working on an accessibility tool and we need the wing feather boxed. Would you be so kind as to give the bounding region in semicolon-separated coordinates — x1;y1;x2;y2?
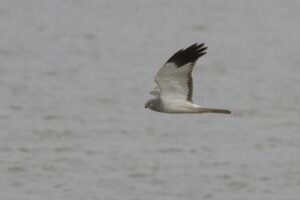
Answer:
154;43;207;102
150;87;160;97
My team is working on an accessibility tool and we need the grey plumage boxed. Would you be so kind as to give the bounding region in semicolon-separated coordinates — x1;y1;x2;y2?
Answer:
145;98;163;112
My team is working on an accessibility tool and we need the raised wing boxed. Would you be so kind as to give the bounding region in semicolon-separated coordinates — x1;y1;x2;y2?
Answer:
155;43;207;102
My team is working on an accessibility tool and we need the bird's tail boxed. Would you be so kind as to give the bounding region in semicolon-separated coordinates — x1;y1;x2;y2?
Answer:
197;107;231;114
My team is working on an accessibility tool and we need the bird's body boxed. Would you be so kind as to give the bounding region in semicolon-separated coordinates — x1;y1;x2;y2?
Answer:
147;98;196;113
145;43;231;114
148;98;230;114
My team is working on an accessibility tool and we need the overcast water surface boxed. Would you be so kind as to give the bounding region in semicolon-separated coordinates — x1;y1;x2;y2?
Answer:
0;1;300;200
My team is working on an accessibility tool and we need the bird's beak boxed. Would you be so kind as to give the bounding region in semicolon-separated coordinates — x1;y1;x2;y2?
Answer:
144;103;148;109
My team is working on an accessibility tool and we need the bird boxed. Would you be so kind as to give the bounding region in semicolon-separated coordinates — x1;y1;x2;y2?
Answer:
145;43;231;114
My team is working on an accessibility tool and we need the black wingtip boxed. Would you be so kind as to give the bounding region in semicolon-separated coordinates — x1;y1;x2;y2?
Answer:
166;43;208;67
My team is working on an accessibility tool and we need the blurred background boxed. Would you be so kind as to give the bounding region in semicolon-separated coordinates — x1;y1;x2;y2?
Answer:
0;0;299;200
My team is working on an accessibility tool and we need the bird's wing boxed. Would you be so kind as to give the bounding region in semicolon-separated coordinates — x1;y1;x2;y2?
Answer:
149;87;160;97
154;43;207;102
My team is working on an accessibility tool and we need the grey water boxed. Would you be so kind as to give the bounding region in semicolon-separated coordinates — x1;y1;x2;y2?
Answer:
0;0;299;199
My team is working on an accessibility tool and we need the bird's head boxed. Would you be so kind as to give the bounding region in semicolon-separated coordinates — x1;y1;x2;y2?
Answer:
144;100;152;109
144;98;160;111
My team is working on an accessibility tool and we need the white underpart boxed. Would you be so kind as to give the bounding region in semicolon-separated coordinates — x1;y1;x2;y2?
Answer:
162;99;200;113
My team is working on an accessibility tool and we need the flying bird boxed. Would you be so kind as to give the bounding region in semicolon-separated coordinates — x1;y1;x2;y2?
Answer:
145;43;231;114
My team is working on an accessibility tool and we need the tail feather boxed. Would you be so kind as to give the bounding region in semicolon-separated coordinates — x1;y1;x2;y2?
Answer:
197;107;231;114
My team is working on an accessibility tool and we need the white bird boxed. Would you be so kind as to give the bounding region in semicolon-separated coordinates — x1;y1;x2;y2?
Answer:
145;43;231;114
